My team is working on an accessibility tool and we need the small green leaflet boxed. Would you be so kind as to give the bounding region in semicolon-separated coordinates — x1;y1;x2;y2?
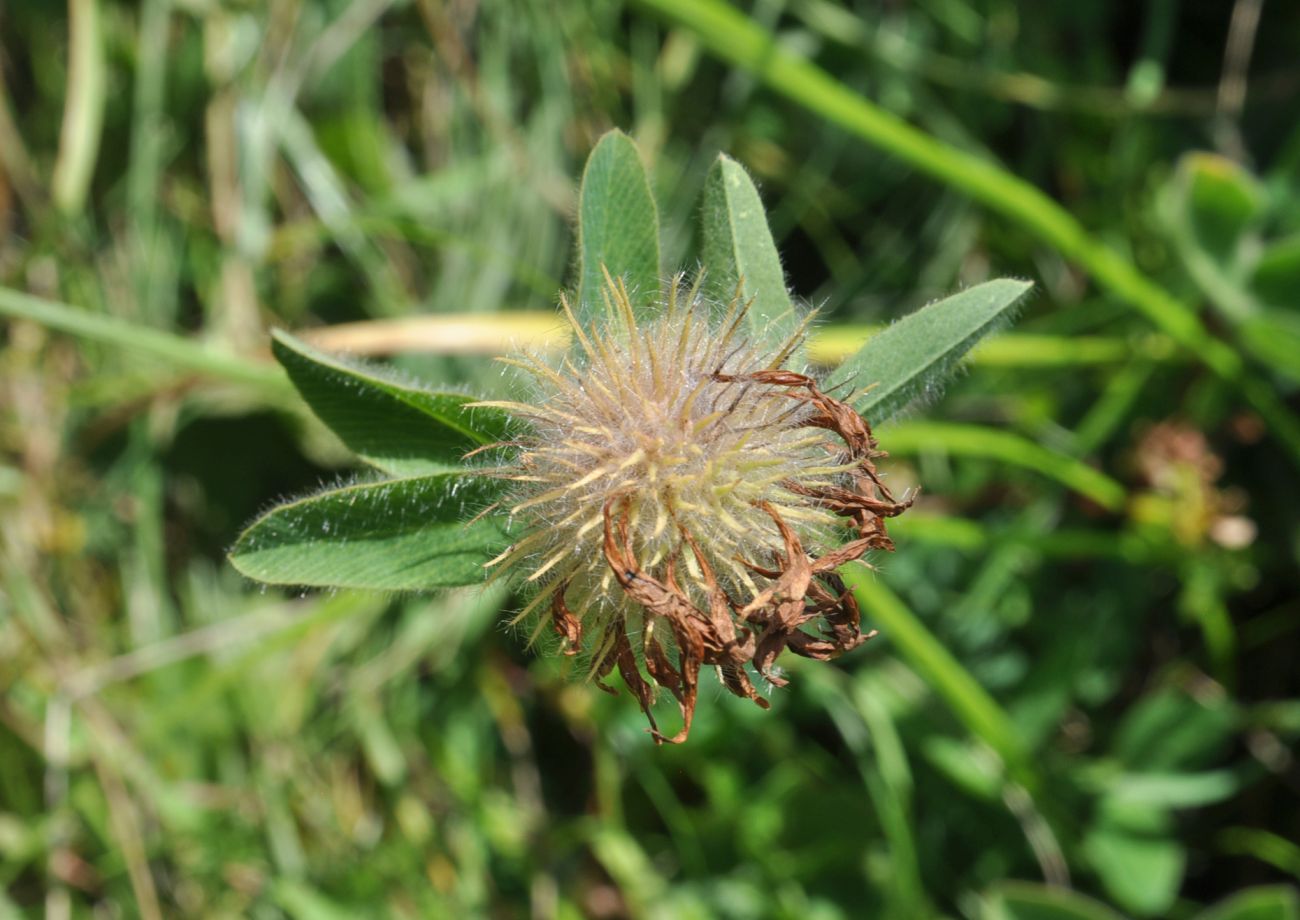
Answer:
230;472;512;591
272;330;511;477
575;129;662;323
827;279;1033;424
700;153;799;348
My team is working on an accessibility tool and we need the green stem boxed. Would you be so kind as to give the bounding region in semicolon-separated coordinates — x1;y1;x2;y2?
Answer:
635;0;1300;469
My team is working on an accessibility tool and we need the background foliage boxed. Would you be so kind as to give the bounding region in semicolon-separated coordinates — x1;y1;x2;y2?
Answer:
2;1;1300;918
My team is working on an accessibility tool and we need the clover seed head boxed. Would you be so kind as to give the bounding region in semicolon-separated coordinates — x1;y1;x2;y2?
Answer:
478;274;912;743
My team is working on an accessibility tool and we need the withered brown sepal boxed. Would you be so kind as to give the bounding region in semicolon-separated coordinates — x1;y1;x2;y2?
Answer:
557;371;914;744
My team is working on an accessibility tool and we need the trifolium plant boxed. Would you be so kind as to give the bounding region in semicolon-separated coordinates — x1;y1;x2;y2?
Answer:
230;130;1030;743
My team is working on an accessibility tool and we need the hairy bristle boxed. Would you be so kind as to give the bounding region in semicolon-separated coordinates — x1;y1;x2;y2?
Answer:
480;275;911;743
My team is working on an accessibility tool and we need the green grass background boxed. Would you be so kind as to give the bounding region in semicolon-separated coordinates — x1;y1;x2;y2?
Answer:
2;1;1300;917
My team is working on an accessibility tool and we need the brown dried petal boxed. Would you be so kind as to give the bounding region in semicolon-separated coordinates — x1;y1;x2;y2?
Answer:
566;376;910;743
549;586;582;656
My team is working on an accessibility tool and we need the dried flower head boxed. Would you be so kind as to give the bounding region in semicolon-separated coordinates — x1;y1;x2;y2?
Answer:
476;272;912;743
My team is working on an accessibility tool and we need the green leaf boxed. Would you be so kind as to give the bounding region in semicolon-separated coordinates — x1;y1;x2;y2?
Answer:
1180;152;1264;263
982;881;1127;920
272;330;511;476
1240;308;1300;383
575;129;662;323
1158;154;1267;321
229;473;512;591
921;736;1002;802
1112;688;1235;772
826;279;1033;424
1194;886;1300;920
1084;801;1185;917
700;153;797;347
1098;769;1242;809
1251;235;1300;309
1085;828;1184;917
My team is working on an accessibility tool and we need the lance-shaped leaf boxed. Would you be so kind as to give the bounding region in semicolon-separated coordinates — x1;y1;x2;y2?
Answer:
576;129;661;322
700;153;798;347
230;472;512;591
272;330;511;476
827;279;1033;423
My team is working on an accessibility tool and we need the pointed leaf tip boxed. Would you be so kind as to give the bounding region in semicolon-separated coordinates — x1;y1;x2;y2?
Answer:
270;330;512;476
828;279;1033;424
700;153;798;348
575;130;662;323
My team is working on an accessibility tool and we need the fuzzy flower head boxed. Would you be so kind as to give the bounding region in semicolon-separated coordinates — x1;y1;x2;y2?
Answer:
478;273;912;743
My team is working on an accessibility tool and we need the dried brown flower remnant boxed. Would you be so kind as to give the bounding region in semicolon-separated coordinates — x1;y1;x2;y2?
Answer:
476;274;912;743
1133;421;1255;550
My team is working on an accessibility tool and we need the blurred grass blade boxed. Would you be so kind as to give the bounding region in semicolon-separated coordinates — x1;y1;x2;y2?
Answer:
841;569;1035;789
810;668;929;916
300;313;569;357
271;330;511;476
1219;829;1300;884
273;879;358;920
0;285;283;390
811;328;1177;368
52;0;106;215
1252;235;1300;309
700;153;797;346
588;829;669;917
1240;310;1300;383
638;0;1300;470
289;313;1180;370
883;421;1128;511
826;279;1032;423
229;473;511;591
279;109;408;315
982;881;1127;920
127;0;169;229
576;129;661;322
1192;886;1300;920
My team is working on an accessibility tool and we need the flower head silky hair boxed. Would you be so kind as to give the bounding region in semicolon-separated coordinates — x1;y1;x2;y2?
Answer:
477;271;913;742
